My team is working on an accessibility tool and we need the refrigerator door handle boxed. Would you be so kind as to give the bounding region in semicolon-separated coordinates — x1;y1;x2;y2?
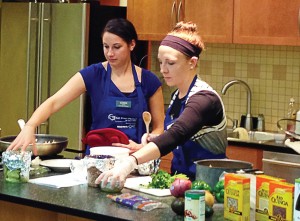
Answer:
37;3;51;134
27;2;38;121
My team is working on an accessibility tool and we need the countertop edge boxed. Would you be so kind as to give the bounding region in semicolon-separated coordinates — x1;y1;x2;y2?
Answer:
0;187;128;221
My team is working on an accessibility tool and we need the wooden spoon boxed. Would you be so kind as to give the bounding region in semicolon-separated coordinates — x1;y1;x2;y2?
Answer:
142;111;152;134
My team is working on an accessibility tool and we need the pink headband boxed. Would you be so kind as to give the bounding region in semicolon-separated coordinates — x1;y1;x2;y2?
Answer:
160;35;201;58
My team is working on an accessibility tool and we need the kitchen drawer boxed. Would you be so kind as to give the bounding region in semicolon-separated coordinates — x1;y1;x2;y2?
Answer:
263;151;300;183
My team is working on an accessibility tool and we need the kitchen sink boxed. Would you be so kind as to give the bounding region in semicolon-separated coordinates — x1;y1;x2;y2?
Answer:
226;128;276;143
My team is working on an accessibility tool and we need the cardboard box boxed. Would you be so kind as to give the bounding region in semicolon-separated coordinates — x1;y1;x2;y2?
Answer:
255;175;286;221
224;173;250;221
269;181;294;221
294;178;300;221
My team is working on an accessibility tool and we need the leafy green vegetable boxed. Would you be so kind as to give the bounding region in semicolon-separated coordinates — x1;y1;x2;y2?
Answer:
142;170;189;189
4;165;22;183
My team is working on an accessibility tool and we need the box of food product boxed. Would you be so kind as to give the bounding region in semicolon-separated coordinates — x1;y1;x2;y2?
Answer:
269;181;294;221
224;173;250;221
294;178;300;221
255;175;286;221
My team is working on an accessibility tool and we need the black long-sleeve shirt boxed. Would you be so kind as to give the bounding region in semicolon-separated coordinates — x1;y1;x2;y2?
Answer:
153;90;226;156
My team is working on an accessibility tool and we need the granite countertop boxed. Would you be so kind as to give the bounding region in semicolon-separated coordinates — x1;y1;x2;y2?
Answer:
0;171;255;220
228;137;299;155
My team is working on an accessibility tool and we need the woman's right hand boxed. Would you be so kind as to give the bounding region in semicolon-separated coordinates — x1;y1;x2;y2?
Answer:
7;125;37;155
95;155;137;188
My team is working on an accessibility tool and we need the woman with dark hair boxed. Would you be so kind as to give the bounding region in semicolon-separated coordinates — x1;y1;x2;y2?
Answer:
96;21;227;187
8;18;165;154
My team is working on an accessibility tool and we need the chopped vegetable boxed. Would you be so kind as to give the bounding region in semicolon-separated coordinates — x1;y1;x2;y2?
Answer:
142;170;188;189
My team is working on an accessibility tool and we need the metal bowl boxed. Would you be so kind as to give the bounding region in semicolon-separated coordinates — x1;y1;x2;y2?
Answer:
0;134;68;156
195;159;253;188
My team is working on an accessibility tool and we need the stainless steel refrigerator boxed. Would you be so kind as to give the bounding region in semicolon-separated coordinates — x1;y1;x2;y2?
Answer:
0;2;89;157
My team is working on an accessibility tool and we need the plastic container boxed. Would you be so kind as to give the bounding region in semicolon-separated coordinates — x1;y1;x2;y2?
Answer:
287;97;297;131
257;114;265;131
295;110;300;135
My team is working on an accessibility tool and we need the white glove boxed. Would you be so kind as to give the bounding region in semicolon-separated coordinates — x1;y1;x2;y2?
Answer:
95;155;137;188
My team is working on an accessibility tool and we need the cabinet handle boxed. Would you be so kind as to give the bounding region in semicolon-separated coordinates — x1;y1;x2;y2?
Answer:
263;158;300;168
177;0;183;22
298;7;300;36
171;0;176;28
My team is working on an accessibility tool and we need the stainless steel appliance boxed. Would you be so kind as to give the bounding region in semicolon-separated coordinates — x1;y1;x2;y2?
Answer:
0;2;89;157
262;151;300;183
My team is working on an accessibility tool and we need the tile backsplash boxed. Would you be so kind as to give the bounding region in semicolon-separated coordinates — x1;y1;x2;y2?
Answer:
150;42;300;131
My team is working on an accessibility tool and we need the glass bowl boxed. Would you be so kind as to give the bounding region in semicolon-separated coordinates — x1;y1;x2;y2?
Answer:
2;150;32;183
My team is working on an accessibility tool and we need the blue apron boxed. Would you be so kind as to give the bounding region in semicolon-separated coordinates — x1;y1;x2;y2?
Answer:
86;63;146;154
165;77;226;180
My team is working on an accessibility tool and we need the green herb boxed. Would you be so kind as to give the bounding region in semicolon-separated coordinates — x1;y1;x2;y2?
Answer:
141;170;189;189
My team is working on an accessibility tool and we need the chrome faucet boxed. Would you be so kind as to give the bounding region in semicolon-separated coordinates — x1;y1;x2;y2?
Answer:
221;79;253;131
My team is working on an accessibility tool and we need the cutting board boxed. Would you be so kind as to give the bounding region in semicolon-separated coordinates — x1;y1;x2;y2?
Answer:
124;176;171;197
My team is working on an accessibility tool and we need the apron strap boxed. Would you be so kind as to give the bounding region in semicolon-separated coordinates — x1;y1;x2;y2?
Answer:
132;64;144;142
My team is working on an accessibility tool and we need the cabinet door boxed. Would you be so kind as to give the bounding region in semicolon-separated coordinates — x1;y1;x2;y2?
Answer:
226;145;263;170
127;0;178;40
234;0;300;46
159;152;173;174
185;0;234;43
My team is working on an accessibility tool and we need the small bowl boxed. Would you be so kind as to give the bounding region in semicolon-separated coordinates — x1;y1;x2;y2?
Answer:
274;133;286;143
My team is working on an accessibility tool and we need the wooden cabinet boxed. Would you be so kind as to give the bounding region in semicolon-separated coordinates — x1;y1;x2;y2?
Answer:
0;201;93;221
159;145;264;173
128;0;300;45
226;145;263;170
159;152;173;173
127;0;232;43
234;0;300;46
127;0;183;41
185;0;234;43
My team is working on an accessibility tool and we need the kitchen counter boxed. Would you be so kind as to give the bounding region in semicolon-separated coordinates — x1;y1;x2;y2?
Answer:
228;138;299;155
0;172;255;221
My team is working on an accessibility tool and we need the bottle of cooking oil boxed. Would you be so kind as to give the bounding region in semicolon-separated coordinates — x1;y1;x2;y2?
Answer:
286;97;296;131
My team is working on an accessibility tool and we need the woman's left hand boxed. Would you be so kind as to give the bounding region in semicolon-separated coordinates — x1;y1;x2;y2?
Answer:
112;140;142;154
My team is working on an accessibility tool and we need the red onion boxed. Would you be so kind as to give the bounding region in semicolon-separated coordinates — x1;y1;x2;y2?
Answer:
170;178;192;197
